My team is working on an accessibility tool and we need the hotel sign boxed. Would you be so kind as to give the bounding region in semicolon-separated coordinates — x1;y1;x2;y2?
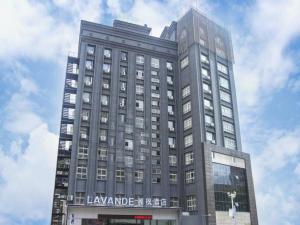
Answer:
87;196;167;208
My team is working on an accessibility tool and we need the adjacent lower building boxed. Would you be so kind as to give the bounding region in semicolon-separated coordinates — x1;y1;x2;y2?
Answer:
51;8;258;225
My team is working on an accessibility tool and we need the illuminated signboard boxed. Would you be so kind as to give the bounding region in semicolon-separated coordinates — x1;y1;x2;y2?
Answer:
86;196;167;208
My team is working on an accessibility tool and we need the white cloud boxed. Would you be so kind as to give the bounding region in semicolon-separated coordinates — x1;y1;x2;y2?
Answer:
0;62;58;224
294;164;300;176
233;0;300;125
106;0;211;37
0;123;58;222
0;0;102;63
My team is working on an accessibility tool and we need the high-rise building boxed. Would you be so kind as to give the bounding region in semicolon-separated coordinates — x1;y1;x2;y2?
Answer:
51;8;258;225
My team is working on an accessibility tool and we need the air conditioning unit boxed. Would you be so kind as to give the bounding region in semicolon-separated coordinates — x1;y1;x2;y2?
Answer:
81;133;87;139
67;195;73;201
121;86;126;91
101;118;108;123
169;127;175;131
100;136;106;141
82;115;89;121
169;144;175;148
168;95;174;100
103;83;109;89
168;111;174;115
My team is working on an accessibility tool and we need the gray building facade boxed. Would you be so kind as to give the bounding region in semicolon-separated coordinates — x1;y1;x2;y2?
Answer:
51;8;258;225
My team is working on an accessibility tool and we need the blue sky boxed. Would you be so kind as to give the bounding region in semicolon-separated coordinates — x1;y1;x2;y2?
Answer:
0;0;300;225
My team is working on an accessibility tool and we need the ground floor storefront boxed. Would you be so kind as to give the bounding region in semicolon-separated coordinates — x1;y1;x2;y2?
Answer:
67;206;179;225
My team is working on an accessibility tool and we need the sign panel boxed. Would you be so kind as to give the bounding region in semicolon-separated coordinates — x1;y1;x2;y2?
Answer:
86;196;167;208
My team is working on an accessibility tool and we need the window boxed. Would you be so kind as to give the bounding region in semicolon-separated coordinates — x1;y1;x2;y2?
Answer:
125;156;133;168
101;95;109;106
66;124;73;135
100;111;108;123
151;85;159;92
168;121;175;131
181;56;189;69
203;83;211;93
116;168;125;182
187;195;197;211
150;71;158;76
216;48;226;58
151;57;160;68
85;60;93;70
170;172;177;183
104;49;111;58
185;152;194;165
102;79;110;89
84;76;92;86
184;134;193;147
182;85;191;98
120;82;126;92
103;63;111;73
201;67;210;79
223;121;235;134
184;117;192;130
63;108;75;120
168;105;174;115
121;51;127;61
152;100;160;107
68;93;76;104
136;70;144;80
87;45;95;55
60;140;72;151
151;93;160;98
78;146;88;159
119;97;126;108
98;148;107;160
136;85;144;95
75;192;85;204
135;117;144;129
76;166;87;179
168;137;176;148
152;124;159;130
81;110;89;121
167;76;173;85
219;77;229;89
83;92;91;103
167;61;173;70
136;100;144;111
221;105;233;118
204;99;213;110
170;197;179;207
217;62;228;74
120;66;127;76
200;53;209;64
169;155;177;166
183;101;192;114
136;55;144;64
125;139;133;150
186;170;195;184
67;79;77;88
224;137;236;150
167;90;174;100
205;114;214;127
97;168;107;180
152;116;159;122
99;129;107;142
152;175;161;183
134;170;144;183
206;131;216;144
220;90;231;103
